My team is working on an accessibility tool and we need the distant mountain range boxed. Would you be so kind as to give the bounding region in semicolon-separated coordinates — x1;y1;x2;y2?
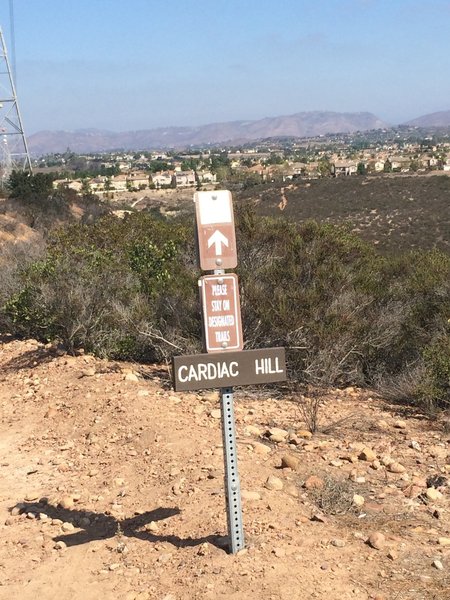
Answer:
27;111;388;155
27;109;450;155
403;110;450;128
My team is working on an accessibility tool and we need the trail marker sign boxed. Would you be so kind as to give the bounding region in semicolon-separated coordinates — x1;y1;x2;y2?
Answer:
173;190;287;555
194;190;237;271
200;273;243;353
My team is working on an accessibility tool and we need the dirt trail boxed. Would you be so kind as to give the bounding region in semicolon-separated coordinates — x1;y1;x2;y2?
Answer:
0;337;449;600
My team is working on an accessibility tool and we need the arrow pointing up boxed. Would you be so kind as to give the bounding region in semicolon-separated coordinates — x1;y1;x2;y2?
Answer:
207;230;229;255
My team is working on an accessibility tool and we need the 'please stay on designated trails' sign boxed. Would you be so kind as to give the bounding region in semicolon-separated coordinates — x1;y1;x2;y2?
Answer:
200;273;243;353
194;190;237;271
172;347;286;392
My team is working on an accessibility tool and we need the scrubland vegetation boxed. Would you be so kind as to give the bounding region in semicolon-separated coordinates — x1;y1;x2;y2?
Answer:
1;172;449;414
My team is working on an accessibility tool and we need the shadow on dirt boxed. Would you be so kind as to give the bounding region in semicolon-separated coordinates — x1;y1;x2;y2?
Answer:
11;501;229;551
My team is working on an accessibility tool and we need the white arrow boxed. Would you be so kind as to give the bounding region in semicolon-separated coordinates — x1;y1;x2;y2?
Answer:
207;230;229;255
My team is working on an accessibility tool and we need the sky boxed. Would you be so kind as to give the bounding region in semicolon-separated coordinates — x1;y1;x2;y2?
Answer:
0;0;449;134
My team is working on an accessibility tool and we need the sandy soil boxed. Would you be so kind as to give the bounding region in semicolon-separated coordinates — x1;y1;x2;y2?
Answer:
0;337;449;600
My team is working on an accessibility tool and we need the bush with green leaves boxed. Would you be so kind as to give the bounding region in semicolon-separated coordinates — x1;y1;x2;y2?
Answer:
3;212;200;360
1;206;449;411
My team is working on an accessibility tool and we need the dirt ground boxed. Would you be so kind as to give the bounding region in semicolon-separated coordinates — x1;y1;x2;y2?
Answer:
0;337;449;600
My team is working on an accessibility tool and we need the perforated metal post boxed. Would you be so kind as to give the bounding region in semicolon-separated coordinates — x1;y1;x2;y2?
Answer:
220;386;244;554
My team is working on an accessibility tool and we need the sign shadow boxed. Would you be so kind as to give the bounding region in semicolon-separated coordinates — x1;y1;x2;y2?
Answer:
12;502;228;551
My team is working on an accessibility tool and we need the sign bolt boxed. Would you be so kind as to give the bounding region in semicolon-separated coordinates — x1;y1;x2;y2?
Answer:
215;258;223;266
221;342;228;349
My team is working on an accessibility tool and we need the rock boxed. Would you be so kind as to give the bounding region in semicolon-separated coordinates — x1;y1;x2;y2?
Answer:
331;539;346;548
79;367;96;378
244;425;262;436
376;419;389;430
124;372;140;382
330;459;343;467
24;492;40;502
241;490;261;501
268;427;289;443
272;547;286;558
393;419;407;429
209;409;221;419
310;512;327;523
303;475;324;490
432;559;444;571
145;521;159;532
109;563;121;571
353;494;365;507
426;487;443;501
388;462;406;474
358;448;377;462
252;442;271;455
281;454;301;471
438;537;450;546
59;496;74;509
409;440;421;451
61;522;75;532
54;541;67;550
284;484;299;497
265;475;284;491
297;430;313;439
114;478;125;486
367;532;385;550
88;469;99;477
387;550;397;561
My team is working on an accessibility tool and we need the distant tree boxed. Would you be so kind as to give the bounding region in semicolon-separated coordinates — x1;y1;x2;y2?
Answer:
7;171;54;200
383;159;392;173
357;162;367;176
318;159;332;177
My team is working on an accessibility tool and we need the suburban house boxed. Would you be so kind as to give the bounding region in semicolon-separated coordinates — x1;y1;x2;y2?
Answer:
151;171;174;188
198;170;217;184
368;159;385;173
389;156;411;172
126;171;149;189
53;178;83;192
332;160;358;176
175;170;196;187
89;176;108;191
110;174;128;191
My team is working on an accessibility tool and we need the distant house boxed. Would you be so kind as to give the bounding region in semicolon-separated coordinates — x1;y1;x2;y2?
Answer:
420;155;439;169
198;170;217;184
151;171;174;188
110;174;128;191
89;176;108;191
126;171;149;190
443;155;450;172
367;160;385;173
53;178;83;193
331;160;357;176
175;170;196;187
389;156;411;172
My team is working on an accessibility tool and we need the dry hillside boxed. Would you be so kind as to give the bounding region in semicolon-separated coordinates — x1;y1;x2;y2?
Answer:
0;337;449;600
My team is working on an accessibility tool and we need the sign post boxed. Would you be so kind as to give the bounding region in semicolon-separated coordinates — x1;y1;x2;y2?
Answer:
173;190;287;555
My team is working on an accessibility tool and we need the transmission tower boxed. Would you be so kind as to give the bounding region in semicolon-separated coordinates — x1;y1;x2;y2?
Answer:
0;25;32;187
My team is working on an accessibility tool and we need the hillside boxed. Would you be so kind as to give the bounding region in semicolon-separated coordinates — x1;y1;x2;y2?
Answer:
404;111;450;128
27;112;388;154
0;337;449;600
237;174;450;254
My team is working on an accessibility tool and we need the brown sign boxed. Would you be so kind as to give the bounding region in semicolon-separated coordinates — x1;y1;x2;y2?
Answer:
173;347;287;391
200;273;243;353
194;190;237;271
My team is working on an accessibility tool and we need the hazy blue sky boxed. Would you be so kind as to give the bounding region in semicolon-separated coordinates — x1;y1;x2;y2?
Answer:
0;0;449;133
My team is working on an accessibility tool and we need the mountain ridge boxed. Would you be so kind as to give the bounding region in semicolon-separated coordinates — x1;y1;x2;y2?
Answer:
27;111;388;155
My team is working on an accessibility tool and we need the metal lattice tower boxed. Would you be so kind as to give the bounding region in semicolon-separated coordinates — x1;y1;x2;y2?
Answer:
0;26;32;186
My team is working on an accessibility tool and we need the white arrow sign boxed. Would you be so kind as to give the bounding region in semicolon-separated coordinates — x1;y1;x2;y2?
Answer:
207;230;229;255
